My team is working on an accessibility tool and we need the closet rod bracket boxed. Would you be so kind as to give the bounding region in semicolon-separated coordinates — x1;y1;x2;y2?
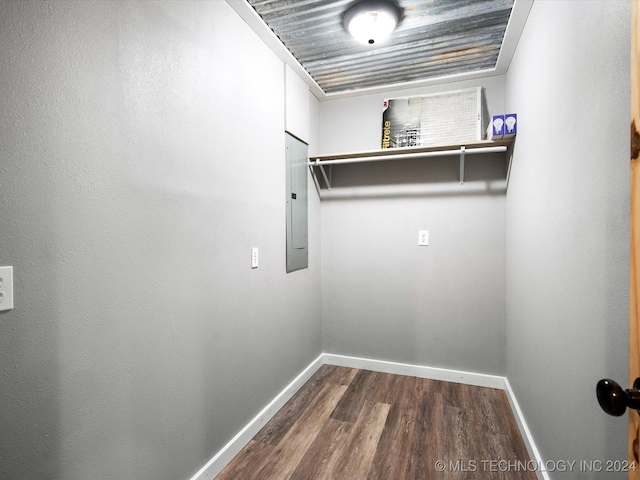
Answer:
313;159;332;190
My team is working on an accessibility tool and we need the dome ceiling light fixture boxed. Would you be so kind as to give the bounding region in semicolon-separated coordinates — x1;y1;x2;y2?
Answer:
343;0;403;45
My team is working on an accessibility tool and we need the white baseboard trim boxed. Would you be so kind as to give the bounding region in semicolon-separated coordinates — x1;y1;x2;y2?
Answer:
323;353;507;390
189;353;324;480
190;353;545;480
504;378;550;480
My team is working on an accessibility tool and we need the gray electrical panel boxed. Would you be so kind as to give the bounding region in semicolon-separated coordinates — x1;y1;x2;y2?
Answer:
286;132;308;272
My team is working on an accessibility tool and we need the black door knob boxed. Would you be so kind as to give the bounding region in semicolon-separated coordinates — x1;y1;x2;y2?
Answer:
597;378;640;416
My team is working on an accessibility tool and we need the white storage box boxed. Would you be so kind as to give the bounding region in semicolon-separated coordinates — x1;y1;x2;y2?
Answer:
382;87;488;148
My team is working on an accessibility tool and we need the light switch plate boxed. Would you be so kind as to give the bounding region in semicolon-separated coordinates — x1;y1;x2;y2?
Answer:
418;230;429;246
0;266;14;311
251;248;259;269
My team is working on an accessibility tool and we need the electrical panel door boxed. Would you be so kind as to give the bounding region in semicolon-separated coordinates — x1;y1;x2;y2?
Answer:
286;132;308;272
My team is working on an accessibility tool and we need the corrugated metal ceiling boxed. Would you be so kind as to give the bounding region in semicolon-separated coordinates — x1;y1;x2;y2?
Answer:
246;0;515;95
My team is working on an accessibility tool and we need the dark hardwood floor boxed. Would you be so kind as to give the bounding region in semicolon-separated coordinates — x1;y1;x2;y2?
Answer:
216;365;536;480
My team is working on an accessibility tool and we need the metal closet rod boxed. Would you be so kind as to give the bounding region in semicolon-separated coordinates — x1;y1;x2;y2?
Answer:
307;145;507;166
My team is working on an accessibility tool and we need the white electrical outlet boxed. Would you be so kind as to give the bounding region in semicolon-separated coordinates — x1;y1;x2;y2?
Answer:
251;248;259;269
0;266;14;311
418;230;429;246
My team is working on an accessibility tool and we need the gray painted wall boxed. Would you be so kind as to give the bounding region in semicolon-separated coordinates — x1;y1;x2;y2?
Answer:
505;1;630;477
2;1;632;478
318;77;509;375
0;2;321;479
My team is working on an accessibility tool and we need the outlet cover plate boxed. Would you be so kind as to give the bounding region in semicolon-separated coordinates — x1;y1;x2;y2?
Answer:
0;266;14;311
418;230;429;246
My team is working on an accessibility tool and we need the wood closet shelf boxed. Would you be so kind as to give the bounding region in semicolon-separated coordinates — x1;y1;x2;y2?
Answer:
307;138;514;190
